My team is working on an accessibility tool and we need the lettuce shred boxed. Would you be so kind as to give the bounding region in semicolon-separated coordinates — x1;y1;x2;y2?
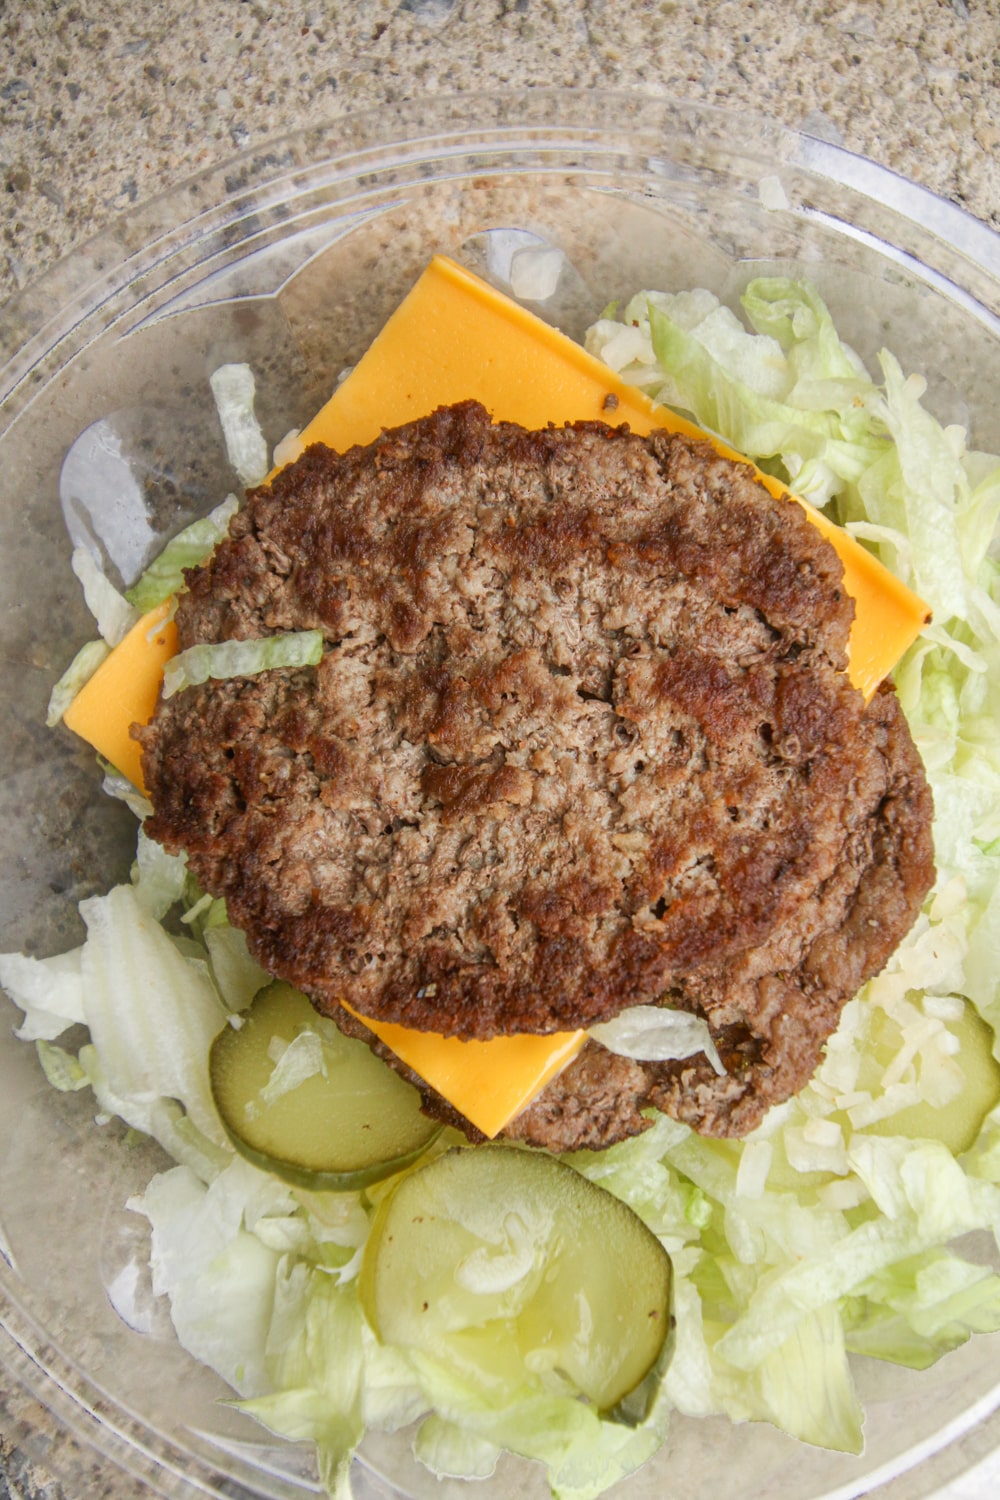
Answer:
71;545;140;645
210;363;269;489
3;278;1000;1498
46;638;110;727
589;1004;725;1075
161;630;324;699
126;495;239;613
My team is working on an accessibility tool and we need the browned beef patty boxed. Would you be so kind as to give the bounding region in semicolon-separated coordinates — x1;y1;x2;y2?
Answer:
337;677;932;1145
137;400;934;1145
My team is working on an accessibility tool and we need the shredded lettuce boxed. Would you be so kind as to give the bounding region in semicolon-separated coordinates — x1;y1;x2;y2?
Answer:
71;545;140;645
52;493;240;728
35;1038;90;1092
509;245;566;302
131;1161;290;1396
126;495;239;612
0;877;227;1146
0;947;86;1041
585;280;884;510
254;1031;328;1113
589;1005;725;1075
235;1266;369;1499
203;924;271;1011
53;492;241;729
866;353;971;623
77;883;229;1145
100;761;154;820
210;363;269;488
131;827;190;919
45;638;110;727
161;630;324;698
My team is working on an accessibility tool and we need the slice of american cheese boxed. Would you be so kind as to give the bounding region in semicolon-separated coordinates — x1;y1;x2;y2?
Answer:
59;254;931;1139
63;600;177;792
341;1003;584;1141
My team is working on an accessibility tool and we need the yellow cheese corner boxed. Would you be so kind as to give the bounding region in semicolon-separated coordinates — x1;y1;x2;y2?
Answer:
342;1004;585;1140
62;601;177;793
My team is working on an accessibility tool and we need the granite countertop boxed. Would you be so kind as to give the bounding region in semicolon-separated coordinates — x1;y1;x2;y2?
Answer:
2;1;999;1497
2;0;998;298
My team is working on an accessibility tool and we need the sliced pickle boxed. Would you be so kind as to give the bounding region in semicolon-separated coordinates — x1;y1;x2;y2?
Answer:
209;982;440;1190
358;1143;672;1411
864;1000;1000;1156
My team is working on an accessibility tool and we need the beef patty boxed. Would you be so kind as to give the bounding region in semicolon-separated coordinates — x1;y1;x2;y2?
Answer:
137;401;934;1147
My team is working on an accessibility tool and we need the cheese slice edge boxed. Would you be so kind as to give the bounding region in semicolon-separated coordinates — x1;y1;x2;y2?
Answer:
341;1004;586;1140
62;601;177;792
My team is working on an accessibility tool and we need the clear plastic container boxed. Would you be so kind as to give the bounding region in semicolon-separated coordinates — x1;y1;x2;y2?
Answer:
2;92;1000;1500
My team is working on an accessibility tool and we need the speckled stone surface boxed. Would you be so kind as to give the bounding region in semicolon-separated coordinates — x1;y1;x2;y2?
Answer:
1;0;998;305
2;1;1000;1497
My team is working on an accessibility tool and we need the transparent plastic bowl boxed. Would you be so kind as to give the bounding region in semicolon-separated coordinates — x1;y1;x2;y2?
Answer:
2;91;1000;1500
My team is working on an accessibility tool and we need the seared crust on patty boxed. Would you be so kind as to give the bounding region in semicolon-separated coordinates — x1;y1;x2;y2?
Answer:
136;400;934;1142
334;681;933;1146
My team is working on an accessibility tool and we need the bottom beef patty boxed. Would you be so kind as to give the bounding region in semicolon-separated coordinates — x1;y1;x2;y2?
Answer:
137;401;934;1149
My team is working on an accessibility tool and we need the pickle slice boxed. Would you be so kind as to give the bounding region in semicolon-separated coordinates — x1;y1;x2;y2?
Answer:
358;1143;672;1410
864;1000;1000;1156
209;982;440;1190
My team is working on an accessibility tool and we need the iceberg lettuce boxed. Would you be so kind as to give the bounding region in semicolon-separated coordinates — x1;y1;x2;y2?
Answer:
71;544;139;645
210;363;270;488
45;637;110;727
161;629;324;699
126;494;240;612
588;1004;725;1074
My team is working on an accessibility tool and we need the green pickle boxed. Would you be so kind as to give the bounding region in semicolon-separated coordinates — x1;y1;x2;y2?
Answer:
863;999;1000;1156
359;1143;672;1411
209;981;441;1190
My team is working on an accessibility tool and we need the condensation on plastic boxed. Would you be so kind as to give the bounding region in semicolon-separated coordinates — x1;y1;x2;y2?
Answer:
2;91;1000;1500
